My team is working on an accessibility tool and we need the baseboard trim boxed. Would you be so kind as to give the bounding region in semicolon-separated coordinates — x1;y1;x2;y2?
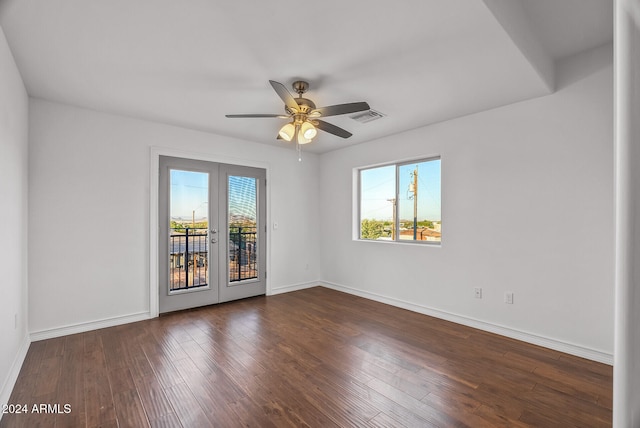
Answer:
269;281;319;296
23;282;613;364
29;312;152;342
28;281;321;341
0;336;30;416
319;281;613;365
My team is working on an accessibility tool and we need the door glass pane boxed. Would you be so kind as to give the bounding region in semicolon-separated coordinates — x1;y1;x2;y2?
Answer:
397;159;442;242
228;176;258;282
169;170;209;291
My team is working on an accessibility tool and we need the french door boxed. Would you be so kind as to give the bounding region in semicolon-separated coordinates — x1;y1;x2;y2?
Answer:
158;156;266;313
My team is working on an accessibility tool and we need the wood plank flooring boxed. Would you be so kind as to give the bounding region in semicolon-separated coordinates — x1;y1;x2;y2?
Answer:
1;287;612;427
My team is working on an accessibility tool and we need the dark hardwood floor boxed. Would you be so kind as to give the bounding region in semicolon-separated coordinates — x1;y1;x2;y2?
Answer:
1;287;612;427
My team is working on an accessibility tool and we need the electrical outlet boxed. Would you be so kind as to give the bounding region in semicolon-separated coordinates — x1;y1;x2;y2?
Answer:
474;287;482;299
505;292;514;304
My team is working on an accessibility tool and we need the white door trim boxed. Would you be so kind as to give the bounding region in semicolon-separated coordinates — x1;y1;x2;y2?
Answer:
149;146;271;318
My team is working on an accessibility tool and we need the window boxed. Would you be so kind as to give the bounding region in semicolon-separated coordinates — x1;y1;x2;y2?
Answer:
358;157;441;244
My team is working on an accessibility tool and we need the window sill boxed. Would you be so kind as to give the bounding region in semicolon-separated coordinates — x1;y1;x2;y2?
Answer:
354;238;442;247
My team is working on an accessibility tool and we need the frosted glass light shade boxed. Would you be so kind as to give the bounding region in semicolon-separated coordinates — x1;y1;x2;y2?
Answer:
297;133;313;144
278;123;295;141
300;121;317;140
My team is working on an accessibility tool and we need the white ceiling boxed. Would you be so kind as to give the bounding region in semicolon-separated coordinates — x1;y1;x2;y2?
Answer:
0;0;612;154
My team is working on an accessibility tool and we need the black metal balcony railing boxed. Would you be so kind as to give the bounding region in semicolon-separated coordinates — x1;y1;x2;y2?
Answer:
169;226;258;291
169;228;209;291
229;226;258;282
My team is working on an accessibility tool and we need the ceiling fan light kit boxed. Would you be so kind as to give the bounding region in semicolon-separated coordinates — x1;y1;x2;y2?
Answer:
226;80;370;160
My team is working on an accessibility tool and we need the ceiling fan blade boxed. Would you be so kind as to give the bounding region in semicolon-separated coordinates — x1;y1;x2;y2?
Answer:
269;80;300;113
310;102;370;118
225;114;289;118
315;120;353;138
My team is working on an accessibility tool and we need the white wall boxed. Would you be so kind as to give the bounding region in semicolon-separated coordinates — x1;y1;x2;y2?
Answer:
0;25;29;407
319;44;614;360
28;99;321;334
613;1;640;426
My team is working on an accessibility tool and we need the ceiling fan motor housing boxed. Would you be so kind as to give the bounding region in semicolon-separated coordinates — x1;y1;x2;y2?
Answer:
286;97;316;115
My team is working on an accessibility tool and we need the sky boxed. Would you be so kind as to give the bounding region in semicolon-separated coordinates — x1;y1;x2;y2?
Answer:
169;161;440;223
170;170;208;219
170;170;256;221
360;159;441;222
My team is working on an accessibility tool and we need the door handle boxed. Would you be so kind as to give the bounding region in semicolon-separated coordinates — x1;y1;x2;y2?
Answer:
211;238;218;244
211;229;217;234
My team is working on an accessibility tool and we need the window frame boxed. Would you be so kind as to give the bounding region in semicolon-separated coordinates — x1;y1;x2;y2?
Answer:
355;156;441;245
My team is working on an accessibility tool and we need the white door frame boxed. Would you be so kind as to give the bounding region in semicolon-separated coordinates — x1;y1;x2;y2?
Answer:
149;146;271;317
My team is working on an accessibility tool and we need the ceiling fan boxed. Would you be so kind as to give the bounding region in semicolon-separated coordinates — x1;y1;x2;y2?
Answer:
225;80;370;149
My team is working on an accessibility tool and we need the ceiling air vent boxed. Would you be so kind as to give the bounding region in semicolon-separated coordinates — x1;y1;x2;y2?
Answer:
350;109;385;123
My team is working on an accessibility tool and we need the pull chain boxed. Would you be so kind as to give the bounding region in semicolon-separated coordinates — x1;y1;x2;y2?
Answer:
295;123;302;162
